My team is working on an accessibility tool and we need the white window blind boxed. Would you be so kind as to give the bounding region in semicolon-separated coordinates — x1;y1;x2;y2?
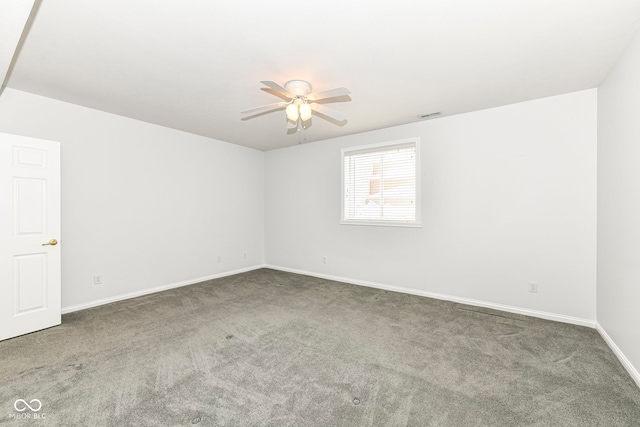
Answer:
342;138;420;226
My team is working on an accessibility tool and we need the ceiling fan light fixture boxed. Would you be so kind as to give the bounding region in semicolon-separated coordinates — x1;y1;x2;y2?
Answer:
299;102;312;121
286;103;299;121
242;80;351;132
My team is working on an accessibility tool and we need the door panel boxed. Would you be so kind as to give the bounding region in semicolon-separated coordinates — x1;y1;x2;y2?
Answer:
1;133;60;341
14;253;48;314
14;178;46;234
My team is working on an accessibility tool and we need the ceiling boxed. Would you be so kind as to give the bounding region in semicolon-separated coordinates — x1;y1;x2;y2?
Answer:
3;0;640;151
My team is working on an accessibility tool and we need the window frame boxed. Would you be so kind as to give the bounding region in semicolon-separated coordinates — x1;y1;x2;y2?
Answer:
341;137;421;228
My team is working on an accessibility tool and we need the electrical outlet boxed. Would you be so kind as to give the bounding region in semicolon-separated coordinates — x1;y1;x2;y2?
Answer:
322;256;327;264
528;281;538;293
217;256;222;263
243;252;247;259
93;274;102;286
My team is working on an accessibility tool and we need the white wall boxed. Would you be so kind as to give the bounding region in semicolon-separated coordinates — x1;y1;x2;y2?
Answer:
0;86;600;326
0;88;264;310
265;90;597;322
598;28;640;380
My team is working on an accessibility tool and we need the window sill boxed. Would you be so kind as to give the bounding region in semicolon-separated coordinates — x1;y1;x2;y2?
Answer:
340;220;422;228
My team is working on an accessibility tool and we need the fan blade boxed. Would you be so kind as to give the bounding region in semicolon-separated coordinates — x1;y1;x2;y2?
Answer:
307;87;350;101
310;103;347;122
241;101;288;114
286;118;299;134
260;81;295;99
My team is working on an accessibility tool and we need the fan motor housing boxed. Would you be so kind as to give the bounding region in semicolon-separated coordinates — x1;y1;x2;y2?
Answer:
284;80;312;97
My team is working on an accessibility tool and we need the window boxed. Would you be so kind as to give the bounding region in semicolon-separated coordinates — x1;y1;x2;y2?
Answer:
342;138;420;227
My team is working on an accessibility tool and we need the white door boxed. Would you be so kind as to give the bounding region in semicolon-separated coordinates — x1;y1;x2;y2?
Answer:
0;133;61;341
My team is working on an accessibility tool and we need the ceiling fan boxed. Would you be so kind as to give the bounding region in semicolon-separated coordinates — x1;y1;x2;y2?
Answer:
241;80;351;130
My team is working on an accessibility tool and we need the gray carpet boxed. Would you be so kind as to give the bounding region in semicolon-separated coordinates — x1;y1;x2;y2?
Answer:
1;268;639;426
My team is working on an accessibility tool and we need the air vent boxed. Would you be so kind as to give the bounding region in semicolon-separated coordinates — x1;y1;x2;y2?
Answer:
418;112;441;119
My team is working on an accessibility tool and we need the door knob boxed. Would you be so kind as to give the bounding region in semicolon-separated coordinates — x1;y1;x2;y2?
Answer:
42;239;58;246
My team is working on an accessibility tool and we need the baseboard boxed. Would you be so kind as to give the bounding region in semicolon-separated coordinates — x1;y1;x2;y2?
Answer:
66;263;595;328
264;264;597;329
596;323;640;389
61;264;267;314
